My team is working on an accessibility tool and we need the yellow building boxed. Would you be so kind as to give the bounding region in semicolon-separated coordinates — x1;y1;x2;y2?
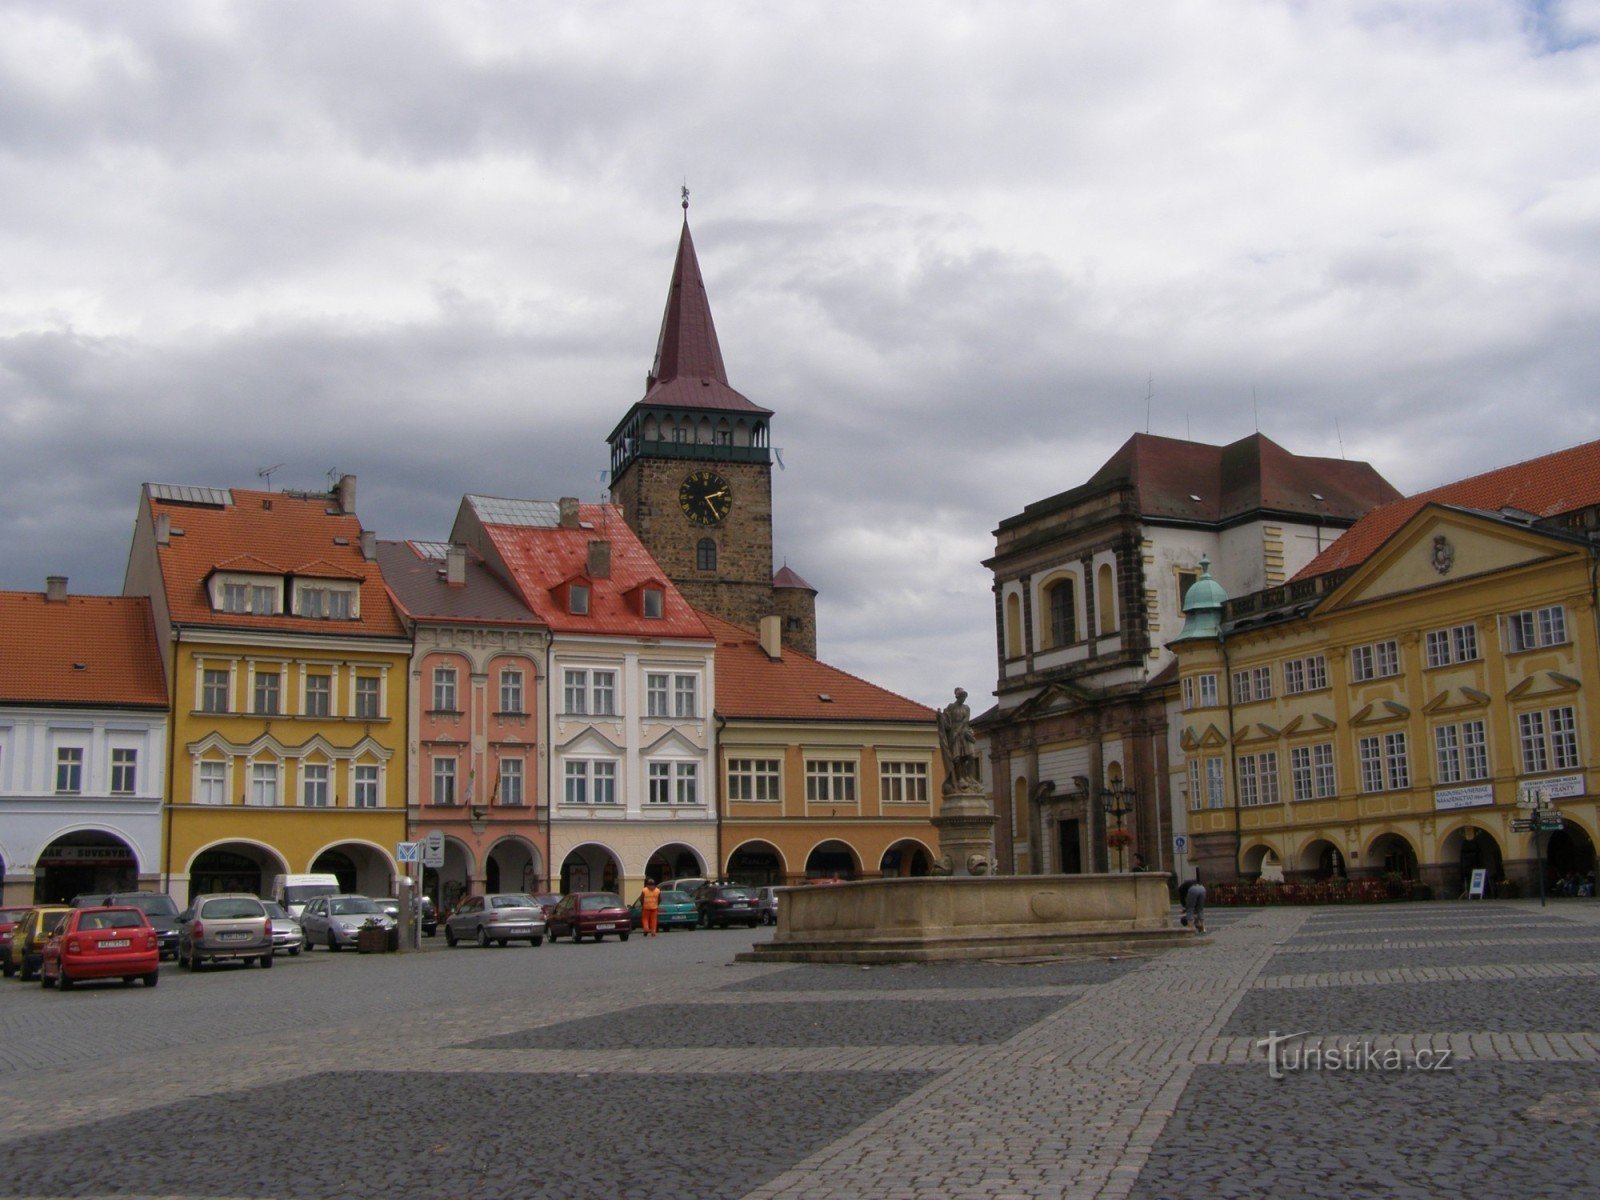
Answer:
124;477;412;902
1172;440;1600;895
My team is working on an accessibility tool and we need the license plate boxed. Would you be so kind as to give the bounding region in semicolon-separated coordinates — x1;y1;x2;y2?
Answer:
220;931;249;941
103;939;131;949
595;923;616;930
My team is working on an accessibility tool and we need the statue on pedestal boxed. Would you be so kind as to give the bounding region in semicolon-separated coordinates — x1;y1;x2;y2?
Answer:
937;687;982;793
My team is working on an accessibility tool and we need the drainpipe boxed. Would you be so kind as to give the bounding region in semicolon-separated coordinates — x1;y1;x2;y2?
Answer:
163;629;180;901
714;712;727;879
1221;626;1242;883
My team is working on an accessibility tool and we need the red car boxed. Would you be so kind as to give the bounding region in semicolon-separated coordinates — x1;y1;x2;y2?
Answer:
546;893;632;943
41;906;160;990
0;906;31;977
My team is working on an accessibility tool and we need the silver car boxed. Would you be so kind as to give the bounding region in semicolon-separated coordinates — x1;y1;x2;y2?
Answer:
444;894;546;947
299;895;395;952
262;900;303;957
178;894;274;970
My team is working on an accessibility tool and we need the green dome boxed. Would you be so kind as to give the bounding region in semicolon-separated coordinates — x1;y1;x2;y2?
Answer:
1175;557;1227;641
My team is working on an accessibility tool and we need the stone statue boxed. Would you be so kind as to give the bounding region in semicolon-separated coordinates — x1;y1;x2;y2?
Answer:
937;687;980;792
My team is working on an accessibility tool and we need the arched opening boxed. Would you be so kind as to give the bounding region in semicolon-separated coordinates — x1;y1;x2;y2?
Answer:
1296;838;1347;881
645;843;704;888
487;838;543;895
1367;832;1419;880
879;839;933;878
1240;843;1277;881
35;831;138;903
1005;593;1023;658
426;836;474;912
804;839;859;881
1440;825;1505;897
311;843;394;898
187;841;290;904
561;844;621;894
1097;562;1117;635
1044;576;1077;648
1544;824;1595;895
725;841;783;886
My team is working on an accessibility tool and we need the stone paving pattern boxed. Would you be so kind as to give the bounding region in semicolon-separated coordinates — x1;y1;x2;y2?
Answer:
1;899;1598;1198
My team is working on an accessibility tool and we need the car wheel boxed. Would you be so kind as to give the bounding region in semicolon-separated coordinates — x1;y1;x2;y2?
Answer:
619;932;630;942
58;969;73;991
40;969;54;989
476;926;490;949
2;958;13;978
531;936;543;947
144;971;159;988
20;959;36;982
289;946;300;957
445;926;458;947
498;938;509;947
122;976;136;987
548;928;560;942
260;953;273;969
193;954;206;971
328;931;341;953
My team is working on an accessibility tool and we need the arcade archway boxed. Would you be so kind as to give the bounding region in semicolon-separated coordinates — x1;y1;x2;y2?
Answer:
311;843;395;898
561;844;621;894
804;839;860;881
35;831;138;903
645;843;704;889
726;841;784;886
188;841;290;903
879;839;933;878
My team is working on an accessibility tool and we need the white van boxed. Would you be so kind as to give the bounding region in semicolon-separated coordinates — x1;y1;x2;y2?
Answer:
270;874;341;918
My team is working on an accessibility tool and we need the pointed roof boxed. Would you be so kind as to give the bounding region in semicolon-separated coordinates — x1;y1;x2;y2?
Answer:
0;591;167;709
773;564;815;592
1294;437;1600;580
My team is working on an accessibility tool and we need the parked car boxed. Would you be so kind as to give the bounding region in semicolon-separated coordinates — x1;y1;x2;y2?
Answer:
693;883;761;929
628;889;699;931
269;873;341;919
261;901;303;956
376;894;438;937
445;894;546;948
178;894;273;970
75;892;182;960
40;906;160;990
298;895;395;952
8;906;73;982
663;877;710;899
754;886;781;926
528;893;563;922
0;906;31;977
547;893;631;943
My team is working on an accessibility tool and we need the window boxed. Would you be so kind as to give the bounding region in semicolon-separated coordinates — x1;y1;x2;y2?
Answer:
499;668;525;714
564;669;616;716
498;757;524;805
202;668;230;713
1283;655;1328;695
249;761;279;806
198;760;227;805
593;761;617;804
1048;578;1077;647
354;676;381;719
297;585;354;619
1519;706;1580;774
222;582;247;613
353;764;380;808
697;539;717;571
55;747;84;794
431;757;457;806
880;761;930;804
1005;592;1023;658
304;673;332;717
1097;562;1116;635
806;761;857;803
1358;732;1410;792
646;674;669;717
1182;674;1219;710
1188;756;1225;810
1434;720;1489;784
301;763;330;807
648;762;672;805
728;759;782;802
675;761;699;804
253;670;281;715
1290;743;1337;801
673;674;697;719
251;584;275;614
1176;570;1199;605
569;584;590;616
564;760;617;805
111;748;137;795
1237;752;1279;807
432;666;458;712
1232;667;1273;703
1506;605;1567;651
1426;624;1479;668
1350;640;1401;682
642;588;664;619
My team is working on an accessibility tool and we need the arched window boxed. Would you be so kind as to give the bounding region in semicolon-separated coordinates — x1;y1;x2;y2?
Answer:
1097;562;1117;635
1047;578;1077;647
697;539;717;571
1005;593;1023;658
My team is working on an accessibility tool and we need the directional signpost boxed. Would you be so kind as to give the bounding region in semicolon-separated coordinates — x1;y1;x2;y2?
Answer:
423;830;445;869
1516;786;1562;907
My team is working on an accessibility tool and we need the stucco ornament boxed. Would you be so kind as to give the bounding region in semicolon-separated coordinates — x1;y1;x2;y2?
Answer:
1431;534;1455;576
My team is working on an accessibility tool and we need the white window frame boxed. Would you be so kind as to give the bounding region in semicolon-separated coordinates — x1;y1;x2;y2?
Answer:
301;762;331;807
304;671;333;718
497;756;524;806
646;673;669;718
197;759;228;805
431;756;457;806
880;760;931;805
294;581;357;620
248;760;280;807
1506;605;1567;652
1519;705;1580;774
1237;752;1279;807
432;666;459;713
110;748;138;796
1291;743;1337;801
353;763;381;808
253;669;282;715
673;674;698;719
806;760;858;804
1434;719;1489;784
201;666;231;713
647;761;671;805
498;668;525;715
354;675;382;719
728;758;782;802
55;746;84;795
1358;732;1410;792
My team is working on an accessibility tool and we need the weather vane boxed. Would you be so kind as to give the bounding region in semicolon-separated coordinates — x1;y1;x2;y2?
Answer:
681;182;690;211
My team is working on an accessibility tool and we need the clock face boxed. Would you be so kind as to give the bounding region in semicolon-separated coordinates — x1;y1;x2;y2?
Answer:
679;470;733;526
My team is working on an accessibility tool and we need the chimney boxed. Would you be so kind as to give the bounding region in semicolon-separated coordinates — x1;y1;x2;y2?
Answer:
335;474;357;515
360;530;377;561
558;496;581;529
45;576;68;603
155;513;171;545
446;544;467;586
759;614;783;660
587;540;611;580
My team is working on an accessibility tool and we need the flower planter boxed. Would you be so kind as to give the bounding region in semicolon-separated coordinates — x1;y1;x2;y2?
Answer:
356;927;389;954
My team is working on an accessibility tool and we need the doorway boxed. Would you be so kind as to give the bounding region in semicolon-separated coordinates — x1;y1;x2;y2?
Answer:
1057;818;1082;874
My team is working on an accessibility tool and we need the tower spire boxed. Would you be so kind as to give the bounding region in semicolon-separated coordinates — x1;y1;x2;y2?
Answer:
649;199;729;389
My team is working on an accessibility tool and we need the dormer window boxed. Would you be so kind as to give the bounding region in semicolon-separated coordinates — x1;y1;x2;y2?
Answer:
569;584;590;615
295;582;358;620
211;572;282;615
642;588;664;619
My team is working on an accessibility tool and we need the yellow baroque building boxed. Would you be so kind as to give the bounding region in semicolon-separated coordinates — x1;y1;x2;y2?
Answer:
125;478;411;902
1173;477;1600;897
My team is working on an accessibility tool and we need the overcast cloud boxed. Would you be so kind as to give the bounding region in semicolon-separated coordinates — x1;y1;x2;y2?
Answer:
3;1;1599;708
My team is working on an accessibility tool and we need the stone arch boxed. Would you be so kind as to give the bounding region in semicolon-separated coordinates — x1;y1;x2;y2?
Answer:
879;838;934;878
34;827;143;904
645;842;706;888
1365;830;1420;879
725;840;785;885
309;839;396;897
803;838;860;881
425;835;476;912
1294;836;1348;880
561;842;623;894
1546;820;1597;893
1239;842;1281;880
485;835;545;895
185;838;292;904
1438;823;1504;896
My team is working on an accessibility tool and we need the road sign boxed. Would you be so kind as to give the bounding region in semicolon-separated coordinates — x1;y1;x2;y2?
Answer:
396;841;420;863
1173;834;1188;856
1511;819;1536;832
423;830;445;868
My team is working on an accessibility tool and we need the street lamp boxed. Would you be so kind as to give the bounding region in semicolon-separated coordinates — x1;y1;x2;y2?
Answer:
1101;781;1135;873
1514;786;1563;908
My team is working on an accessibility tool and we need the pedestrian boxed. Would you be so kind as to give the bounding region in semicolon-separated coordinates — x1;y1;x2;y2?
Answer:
1178;875;1206;934
639;877;661;937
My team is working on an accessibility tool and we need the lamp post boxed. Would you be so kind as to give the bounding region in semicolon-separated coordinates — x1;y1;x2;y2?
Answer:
1515;786;1561;908
1100;782;1135;873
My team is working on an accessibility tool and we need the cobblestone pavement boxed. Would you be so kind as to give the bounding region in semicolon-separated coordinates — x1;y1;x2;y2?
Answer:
1;900;1598;1198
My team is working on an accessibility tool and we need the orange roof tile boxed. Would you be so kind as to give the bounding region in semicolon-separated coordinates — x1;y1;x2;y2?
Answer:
700;611;935;723
1294;438;1600;579
147;486;405;638
0;592;167;708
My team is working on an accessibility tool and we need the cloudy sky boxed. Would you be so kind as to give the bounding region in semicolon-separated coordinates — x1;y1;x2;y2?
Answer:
3;1;1598;709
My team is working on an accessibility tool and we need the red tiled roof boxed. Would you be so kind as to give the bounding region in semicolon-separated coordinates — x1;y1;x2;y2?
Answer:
1294;438;1600;579
471;502;711;640
0;592;167;708
376;541;548;627
773;565;815;591
700;611;934;723
147;487;405;638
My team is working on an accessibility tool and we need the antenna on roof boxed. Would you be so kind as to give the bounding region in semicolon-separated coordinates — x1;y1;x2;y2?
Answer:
1252;386;1259;433
257;463;286;491
1334;416;1347;459
774;447;785;470
326;467;341;487
1144;373;1154;433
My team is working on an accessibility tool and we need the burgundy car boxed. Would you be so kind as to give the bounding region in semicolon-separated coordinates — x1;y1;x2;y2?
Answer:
546;893;631;943
41;906;160;990
0;906;30;977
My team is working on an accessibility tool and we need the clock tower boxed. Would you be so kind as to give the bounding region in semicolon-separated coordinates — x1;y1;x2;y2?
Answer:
607;201;816;653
